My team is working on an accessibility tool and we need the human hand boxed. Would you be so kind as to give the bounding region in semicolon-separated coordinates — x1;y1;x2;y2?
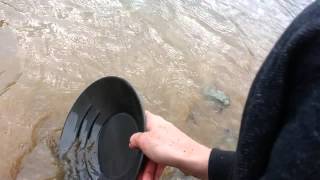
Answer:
129;111;211;180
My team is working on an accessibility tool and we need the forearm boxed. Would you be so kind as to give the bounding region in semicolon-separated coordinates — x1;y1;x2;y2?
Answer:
175;142;211;179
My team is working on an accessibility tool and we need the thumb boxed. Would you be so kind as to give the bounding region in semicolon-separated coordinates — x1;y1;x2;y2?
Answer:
129;132;145;149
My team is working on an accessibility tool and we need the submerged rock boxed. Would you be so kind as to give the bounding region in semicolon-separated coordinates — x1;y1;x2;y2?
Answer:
0;20;8;28
203;87;230;107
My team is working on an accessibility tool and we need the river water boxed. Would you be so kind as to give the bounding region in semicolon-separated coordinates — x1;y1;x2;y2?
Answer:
0;0;313;179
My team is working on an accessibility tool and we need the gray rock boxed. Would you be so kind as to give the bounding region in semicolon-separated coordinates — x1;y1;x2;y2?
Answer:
203;87;230;107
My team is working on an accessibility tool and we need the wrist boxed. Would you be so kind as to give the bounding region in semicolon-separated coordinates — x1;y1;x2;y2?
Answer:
176;142;211;179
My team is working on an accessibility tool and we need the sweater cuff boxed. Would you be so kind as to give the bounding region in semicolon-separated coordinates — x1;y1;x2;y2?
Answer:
208;148;235;180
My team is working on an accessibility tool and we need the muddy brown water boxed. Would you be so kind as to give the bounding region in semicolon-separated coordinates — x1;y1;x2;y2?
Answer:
0;0;313;179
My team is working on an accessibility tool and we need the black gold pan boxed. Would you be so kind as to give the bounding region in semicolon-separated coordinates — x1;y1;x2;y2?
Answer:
59;76;145;180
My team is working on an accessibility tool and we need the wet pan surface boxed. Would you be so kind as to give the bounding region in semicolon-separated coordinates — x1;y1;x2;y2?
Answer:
59;76;145;180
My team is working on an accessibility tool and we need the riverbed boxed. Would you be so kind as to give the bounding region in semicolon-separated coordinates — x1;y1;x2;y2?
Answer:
0;0;313;179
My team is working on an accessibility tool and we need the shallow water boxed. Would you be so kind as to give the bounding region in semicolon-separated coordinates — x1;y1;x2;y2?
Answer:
0;0;313;179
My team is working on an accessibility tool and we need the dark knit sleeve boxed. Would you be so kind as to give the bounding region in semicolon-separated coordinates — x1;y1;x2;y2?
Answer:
208;149;235;180
260;17;320;180
261;89;320;179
